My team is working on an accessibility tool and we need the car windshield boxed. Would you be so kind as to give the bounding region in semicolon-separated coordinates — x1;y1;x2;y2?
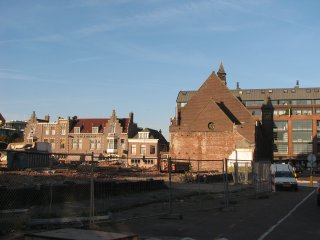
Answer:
275;171;294;178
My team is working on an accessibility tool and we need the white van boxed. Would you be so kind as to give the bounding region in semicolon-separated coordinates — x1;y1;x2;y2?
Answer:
270;163;298;191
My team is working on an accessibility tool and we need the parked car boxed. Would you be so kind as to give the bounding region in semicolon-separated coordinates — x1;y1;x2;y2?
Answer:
271;163;298;191
317;181;320;206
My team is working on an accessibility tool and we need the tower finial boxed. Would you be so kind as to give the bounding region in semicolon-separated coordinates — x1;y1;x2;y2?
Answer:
217;62;227;85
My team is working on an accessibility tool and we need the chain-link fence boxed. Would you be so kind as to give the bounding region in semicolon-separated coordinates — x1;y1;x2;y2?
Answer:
0;151;271;236
252;161;272;194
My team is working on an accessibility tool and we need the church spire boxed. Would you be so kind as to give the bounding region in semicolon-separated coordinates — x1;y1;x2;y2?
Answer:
217;62;227;85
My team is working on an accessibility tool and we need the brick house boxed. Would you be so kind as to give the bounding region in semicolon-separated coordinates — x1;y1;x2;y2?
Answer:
169;64;258;170
24;110;139;160
128;128;169;169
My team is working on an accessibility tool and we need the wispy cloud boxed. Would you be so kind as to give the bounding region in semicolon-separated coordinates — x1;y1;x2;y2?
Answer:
72;0;272;36
0;68;65;84
69;56;105;63
0;34;65;45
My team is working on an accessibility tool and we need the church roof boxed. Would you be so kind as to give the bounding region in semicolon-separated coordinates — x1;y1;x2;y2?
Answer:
176;71;255;143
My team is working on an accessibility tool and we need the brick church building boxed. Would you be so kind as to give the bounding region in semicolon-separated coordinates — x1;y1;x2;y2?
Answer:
169;63;272;170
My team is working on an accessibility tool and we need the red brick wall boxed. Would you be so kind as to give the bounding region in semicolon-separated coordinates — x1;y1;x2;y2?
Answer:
170;130;246;171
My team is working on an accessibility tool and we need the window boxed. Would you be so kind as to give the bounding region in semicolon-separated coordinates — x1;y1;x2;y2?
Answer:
131;145;136;155
140;145;146;155
97;139;101;149
50;138;55;149
108;138;117;149
302;109;312;115
89;139;101;150
72;139;83;150
150;145;156;155
291;99;312;105
92;127;99;133
60;139;65;149
74;127;80;134
44;126;49;135
292;110;302;115
138;132;149;139
273;121;288;154
51;127;55;135
315;100;320;104
245;100;264;107
131;159;140;164
143;159;154;165
292;120;312;155
44;138;48;143
121;139;125;149
61;125;66;135
90;139;95;150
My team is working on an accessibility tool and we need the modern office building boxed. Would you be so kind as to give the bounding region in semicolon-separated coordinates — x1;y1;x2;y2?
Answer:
231;82;320;163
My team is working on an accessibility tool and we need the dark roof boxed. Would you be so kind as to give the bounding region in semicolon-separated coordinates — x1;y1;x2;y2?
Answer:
177;87;320;103
37;119;49;123
70;118;130;133
231;87;320;101
177;91;197;103
133;128;168;143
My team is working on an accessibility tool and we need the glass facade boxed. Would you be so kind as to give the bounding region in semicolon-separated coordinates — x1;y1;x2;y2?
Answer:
273;121;288;154
292;120;313;155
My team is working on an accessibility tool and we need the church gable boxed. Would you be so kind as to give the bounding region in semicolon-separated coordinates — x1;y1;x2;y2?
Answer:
179;71;255;143
182;99;234;132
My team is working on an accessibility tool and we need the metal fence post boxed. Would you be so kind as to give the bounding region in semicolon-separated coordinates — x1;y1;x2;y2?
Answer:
168;157;172;214
224;159;229;209
89;152;95;226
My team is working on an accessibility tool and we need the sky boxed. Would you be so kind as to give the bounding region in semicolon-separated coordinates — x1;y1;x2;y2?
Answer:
1;0;320;140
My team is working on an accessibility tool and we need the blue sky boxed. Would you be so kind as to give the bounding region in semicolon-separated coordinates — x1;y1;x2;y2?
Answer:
1;0;320;140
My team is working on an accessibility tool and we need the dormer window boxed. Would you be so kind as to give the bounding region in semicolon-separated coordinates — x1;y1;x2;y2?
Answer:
138;132;149;139
74;127;80;134
92;127;99;133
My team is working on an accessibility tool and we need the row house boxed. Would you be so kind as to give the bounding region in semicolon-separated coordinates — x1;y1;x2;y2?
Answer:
24;110;139;160
128;128;169;169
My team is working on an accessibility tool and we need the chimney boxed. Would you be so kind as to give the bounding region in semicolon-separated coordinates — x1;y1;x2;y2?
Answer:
129;112;134;122
45;115;50;122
